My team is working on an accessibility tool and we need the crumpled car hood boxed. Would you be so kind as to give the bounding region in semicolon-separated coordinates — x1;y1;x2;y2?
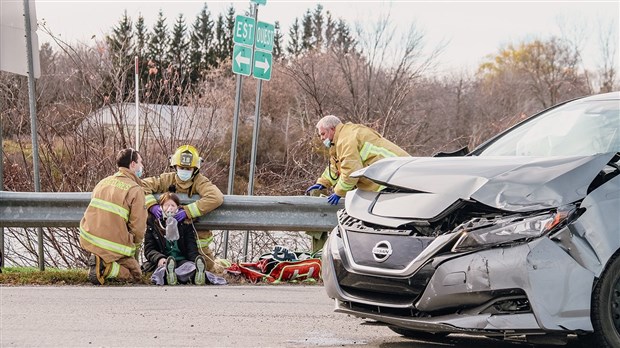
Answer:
346;153;616;227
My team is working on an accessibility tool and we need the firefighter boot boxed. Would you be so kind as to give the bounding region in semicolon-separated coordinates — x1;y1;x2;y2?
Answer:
88;254;105;285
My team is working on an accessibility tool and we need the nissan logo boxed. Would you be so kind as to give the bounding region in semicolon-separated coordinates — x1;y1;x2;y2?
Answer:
372;241;393;262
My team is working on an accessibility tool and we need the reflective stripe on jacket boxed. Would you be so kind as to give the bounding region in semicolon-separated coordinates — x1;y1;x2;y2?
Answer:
79;167;147;263
142;172;224;219
316;122;409;197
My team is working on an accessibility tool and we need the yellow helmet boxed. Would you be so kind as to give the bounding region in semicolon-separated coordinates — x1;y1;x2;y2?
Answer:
169;145;202;169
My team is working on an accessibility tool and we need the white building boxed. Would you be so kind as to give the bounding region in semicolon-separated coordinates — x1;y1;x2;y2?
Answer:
78;103;225;146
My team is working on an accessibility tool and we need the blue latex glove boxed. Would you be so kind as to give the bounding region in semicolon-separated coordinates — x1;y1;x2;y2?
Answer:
305;183;326;195
149;204;162;219
327;193;341;205
174;209;188;222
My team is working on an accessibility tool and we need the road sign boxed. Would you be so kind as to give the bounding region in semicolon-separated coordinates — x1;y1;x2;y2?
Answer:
253;50;272;81
252;0;267;4
232;44;252;76
255;21;275;52
233;15;255;46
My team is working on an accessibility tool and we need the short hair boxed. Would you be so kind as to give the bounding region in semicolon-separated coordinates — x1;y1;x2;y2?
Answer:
316;115;342;130
116;148;140;168
158;192;181;206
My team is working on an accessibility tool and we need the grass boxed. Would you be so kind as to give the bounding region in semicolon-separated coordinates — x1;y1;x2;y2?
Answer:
0;267;151;286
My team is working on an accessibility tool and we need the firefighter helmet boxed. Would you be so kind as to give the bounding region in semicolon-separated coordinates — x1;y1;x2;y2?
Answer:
169;145;202;169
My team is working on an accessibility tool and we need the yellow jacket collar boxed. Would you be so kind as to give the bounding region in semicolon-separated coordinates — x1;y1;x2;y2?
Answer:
117;167;141;184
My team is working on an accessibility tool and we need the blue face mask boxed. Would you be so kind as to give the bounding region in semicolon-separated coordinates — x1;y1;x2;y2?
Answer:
323;139;332;148
177;168;193;182
135;166;143;178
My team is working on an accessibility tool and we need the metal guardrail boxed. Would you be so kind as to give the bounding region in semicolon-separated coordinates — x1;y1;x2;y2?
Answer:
0;191;341;231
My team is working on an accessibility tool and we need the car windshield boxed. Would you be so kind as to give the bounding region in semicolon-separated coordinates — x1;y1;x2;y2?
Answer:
478;99;620;156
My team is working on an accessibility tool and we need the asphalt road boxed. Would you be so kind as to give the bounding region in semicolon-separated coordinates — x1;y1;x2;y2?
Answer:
0;285;583;347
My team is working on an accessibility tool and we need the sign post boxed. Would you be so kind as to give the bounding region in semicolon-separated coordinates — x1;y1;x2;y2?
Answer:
229;3;275;260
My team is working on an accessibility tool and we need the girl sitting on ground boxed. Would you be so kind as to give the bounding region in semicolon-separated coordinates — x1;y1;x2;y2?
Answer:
142;192;207;285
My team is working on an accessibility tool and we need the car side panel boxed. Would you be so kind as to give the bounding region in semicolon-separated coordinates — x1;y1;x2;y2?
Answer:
417;237;593;331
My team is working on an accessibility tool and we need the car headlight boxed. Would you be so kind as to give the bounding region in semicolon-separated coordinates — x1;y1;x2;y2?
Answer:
452;205;575;252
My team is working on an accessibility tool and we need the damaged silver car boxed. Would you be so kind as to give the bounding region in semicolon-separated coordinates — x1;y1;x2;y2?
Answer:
322;91;620;346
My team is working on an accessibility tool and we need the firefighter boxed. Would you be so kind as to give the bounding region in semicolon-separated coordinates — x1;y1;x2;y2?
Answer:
305;115;410;205
80;148;147;285
142;145;224;273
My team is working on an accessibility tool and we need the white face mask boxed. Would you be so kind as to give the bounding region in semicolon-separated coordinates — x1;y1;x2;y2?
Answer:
177;168;193;182
323;139;332;148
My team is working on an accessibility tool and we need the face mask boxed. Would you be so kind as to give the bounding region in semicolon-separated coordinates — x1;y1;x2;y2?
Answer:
164;209;176;219
177;168;193;182
135;166;143;178
323;139;332;148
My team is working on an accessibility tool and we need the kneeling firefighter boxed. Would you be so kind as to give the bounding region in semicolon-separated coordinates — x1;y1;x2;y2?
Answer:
142;145;224;273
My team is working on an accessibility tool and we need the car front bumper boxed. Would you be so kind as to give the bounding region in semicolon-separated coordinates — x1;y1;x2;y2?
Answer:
322;225;595;335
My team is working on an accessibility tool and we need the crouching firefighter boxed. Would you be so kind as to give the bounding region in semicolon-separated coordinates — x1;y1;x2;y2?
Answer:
79;148;147;285
142;145;224;273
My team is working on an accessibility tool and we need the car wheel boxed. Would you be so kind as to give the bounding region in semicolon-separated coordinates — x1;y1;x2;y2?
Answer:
587;252;620;348
388;326;448;339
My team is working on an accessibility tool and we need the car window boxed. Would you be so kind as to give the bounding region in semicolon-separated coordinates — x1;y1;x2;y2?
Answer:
479;100;620;156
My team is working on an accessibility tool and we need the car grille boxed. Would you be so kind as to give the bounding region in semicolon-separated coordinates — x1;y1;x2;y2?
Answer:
334;211;439;305
333;258;436;305
338;211;435;270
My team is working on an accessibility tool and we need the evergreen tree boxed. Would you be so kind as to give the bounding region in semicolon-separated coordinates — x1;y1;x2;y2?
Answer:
134;14;149;59
135;14;150;82
312;4;324;50
189;4;215;82
301;9;314;51
105;10;134;102
148;10;169;67
167;14;190;105
286;18;302;57
146;10;169;103
273;21;283;60
168;14;189;69
106;10;134;63
335;19;356;54
224;5;236;58
215;13;228;63
324;11;336;49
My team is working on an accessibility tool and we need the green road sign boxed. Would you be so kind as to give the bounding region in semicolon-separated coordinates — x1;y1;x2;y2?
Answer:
252;0;267;4
255;21;274;52
232;44;252;76
233;15;255;46
253;50;272;81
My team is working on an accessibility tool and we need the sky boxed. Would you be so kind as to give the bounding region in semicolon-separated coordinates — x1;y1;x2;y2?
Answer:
29;0;620;74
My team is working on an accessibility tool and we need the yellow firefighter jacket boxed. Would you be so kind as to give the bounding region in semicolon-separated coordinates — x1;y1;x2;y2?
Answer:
316;122;409;197
79;167;147;264
142;172;224;219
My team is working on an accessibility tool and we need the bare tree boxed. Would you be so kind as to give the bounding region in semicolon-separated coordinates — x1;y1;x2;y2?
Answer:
596;19;618;92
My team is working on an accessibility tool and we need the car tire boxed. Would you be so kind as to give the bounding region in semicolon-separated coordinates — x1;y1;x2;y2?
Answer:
388;326;448;339
585;251;620;348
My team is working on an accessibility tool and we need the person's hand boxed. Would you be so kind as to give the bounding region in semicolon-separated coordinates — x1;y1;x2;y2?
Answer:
327;193;341;205
157;258;166;267
174;209;188;222
149;204;162;219
305;183;325;195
